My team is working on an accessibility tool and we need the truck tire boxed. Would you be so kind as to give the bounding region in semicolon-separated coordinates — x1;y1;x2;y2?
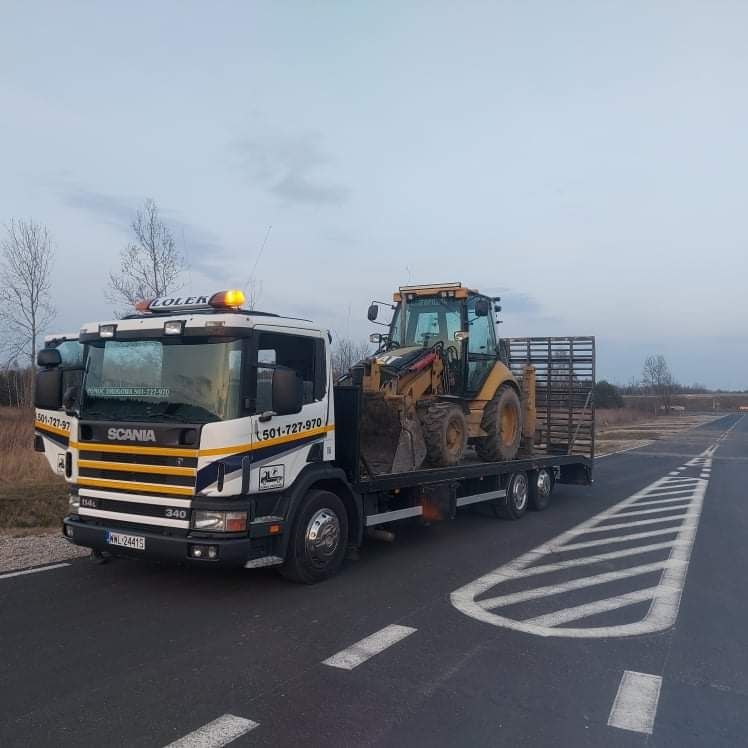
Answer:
494;471;529;520
476;384;522;462
281;490;349;584
421;403;468;467
529;468;554;511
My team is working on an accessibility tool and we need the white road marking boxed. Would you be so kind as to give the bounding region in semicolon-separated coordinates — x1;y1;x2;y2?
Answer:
608;671;662;734
0;563;71;580
614;503;692;517
322;624;417;670
165;714;258;747
451;442;717;638
480;559;684;609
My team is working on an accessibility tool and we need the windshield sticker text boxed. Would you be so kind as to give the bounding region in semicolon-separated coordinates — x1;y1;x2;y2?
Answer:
88;387;170;398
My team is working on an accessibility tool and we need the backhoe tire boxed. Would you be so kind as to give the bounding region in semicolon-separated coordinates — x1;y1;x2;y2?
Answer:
421;403;468;467
476;384;522;462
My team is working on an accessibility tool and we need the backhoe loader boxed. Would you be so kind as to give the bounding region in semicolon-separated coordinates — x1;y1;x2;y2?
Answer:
349;283;536;475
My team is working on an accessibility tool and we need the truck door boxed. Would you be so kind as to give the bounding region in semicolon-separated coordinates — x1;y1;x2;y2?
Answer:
249;329;331;494
34;336;84;474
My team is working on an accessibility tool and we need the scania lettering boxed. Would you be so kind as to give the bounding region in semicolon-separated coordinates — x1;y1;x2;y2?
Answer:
35;287;594;583
107;428;157;442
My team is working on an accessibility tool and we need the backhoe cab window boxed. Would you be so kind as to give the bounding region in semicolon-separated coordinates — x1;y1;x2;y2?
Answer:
255;332;326;413
389;297;462;349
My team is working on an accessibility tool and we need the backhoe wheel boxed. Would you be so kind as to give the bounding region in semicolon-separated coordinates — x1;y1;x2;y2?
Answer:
494;472;529;520
422;403;468;467
476;384;522;462
281;490;348;584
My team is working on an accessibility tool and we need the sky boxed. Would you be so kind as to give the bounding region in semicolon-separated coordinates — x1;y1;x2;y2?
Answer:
1;1;746;388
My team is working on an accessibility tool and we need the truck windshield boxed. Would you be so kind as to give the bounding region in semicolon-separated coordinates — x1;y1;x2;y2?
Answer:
81;338;243;423
389;297;462;349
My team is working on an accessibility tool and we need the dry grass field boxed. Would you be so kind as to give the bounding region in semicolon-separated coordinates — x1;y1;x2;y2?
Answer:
0;407;68;529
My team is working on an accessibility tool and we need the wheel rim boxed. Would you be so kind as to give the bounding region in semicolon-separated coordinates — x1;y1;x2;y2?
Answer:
537;469;552;498
510;473;528;511
500;403;519;447
305;508;341;568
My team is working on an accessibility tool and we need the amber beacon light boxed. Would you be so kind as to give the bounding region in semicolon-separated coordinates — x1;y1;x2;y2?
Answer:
209;289;246;309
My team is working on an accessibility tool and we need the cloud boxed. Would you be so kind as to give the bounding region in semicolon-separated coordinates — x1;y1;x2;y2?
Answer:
234;131;349;206
61;186;229;281
63;188;135;233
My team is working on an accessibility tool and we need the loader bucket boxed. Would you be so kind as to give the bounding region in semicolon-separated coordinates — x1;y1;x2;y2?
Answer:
359;393;427;475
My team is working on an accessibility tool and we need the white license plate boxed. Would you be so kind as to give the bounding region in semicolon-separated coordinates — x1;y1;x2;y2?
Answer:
106;531;145;551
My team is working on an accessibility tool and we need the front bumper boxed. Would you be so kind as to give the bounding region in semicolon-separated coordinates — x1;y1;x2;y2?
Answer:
62;516;276;567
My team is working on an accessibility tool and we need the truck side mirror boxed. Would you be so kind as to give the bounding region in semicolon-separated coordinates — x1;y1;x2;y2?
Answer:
35;368;63;410
272;366;304;416
474;299;490;317
37;348;62;368
367;303;379;321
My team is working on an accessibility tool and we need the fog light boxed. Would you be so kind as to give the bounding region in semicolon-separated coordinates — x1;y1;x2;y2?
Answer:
189;544;219;560
99;324;116;338
64;524;74;538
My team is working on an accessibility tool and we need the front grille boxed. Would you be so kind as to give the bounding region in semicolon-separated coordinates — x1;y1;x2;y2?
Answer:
76;444;197;496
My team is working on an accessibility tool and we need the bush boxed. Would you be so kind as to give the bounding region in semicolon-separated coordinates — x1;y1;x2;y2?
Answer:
594;380;624;409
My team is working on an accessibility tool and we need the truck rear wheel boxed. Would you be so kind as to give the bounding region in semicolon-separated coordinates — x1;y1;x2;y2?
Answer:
494;471;529;520
422;403;468;467
476;384;522;462
281;490;349;584
529;468;554;511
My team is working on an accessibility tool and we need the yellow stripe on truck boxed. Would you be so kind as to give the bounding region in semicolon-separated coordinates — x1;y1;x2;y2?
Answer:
78;460;196;477
77;477;194;496
34;421;70;438
198;424;335;457
70;441;199;458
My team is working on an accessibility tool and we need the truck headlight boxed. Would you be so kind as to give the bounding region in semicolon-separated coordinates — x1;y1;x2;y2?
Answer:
191;510;247;532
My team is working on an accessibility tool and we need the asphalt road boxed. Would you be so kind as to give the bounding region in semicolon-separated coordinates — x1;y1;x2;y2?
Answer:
1;414;746;747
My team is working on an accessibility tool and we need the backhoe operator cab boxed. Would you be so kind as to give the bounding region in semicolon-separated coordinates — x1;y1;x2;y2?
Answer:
357;283;529;475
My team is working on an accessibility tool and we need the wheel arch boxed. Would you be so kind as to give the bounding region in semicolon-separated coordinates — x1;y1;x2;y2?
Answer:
279;464;363;558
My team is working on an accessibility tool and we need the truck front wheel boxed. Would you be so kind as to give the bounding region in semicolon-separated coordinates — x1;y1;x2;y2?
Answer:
281;490;349;584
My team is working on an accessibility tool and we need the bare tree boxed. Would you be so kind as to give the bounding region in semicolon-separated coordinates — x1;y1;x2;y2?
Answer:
332;336;371;380
108;198;185;311
0;219;56;373
642;354;674;414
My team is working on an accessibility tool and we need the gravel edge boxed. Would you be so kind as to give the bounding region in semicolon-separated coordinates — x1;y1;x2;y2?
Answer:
0;532;89;574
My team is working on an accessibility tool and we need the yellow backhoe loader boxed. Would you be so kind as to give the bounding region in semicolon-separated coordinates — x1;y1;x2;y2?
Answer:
349;282;536;475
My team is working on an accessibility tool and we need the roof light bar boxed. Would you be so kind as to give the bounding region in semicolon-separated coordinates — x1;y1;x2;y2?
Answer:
138;290;248;313
209;289;246;309
398;282;462;292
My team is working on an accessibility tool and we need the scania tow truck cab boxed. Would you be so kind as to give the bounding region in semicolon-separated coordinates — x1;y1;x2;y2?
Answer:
35;290;358;582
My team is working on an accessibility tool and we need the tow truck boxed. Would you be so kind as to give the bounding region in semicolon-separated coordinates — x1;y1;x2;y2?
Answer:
34;288;594;583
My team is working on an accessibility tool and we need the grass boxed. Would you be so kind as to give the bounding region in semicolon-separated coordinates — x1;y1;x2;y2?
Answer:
596;407;650;430
0;407;68;529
